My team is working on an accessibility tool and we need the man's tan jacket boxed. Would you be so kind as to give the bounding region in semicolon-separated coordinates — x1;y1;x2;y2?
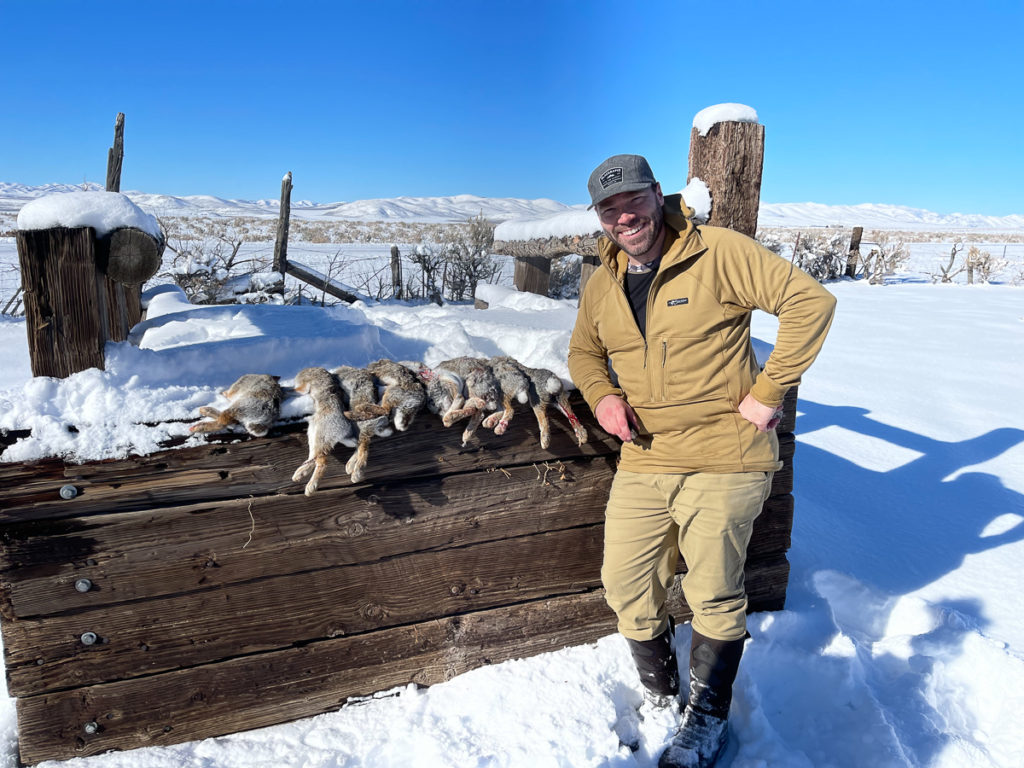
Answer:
568;195;836;474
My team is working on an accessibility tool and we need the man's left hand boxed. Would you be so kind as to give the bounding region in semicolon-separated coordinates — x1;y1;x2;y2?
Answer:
739;393;783;433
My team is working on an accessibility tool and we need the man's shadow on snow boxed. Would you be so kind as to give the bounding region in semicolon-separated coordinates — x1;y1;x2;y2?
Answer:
791;399;1024;594
739;399;1024;767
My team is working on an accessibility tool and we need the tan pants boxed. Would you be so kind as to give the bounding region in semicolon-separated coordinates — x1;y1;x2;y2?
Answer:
602;469;772;643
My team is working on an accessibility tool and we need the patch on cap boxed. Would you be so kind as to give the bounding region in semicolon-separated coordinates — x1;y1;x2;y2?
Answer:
599;167;623;190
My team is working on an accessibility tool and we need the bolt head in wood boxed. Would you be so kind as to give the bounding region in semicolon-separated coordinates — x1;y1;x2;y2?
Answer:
59;484;78;500
74;579;93;593
80;632;98;646
83;721;99;735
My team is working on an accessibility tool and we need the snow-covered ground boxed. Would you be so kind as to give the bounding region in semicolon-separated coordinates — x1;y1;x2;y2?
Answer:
1;189;1023;767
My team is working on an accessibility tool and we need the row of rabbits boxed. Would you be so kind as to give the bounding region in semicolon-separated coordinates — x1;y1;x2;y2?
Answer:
189;357;588;496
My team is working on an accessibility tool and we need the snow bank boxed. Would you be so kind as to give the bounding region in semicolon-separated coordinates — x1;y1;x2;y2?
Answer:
16;190;162;238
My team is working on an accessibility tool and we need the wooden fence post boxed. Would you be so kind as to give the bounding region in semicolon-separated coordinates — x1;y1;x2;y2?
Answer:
579;254;600;297
845;226;863;278
687;110;801;614
390;245;403;299
687;120;765;238
17;228;107;377
17;225;164;378
106;113;125;193
273;172;292;274
513;256;551;297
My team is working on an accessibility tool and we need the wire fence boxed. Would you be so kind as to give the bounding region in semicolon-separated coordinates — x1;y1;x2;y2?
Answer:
3;236;1024;318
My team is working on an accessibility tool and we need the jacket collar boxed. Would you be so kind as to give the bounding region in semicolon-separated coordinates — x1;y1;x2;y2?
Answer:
597;193;707;281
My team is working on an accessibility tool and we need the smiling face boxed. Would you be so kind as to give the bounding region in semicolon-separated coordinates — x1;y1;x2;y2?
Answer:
595;182;666;265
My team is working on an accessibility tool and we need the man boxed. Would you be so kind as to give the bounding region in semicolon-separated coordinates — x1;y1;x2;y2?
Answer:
568;154;835;768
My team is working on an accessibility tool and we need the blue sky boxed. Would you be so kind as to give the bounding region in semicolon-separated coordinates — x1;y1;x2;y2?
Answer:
3;0;1021;215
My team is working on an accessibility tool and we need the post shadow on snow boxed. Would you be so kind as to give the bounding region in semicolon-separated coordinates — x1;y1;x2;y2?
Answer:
109;311;437;389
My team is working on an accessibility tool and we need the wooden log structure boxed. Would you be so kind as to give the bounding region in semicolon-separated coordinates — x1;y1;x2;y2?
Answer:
284;260;361;304
0;389;797;764
687;120;765;238
492;234;600;298
390;245;403;299
105;113;125;193
845;226;864;278
272;172;292;274
15;224;163;377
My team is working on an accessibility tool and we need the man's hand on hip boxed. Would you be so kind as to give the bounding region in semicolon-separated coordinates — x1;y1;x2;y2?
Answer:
739;393;783;433
595;395;638;442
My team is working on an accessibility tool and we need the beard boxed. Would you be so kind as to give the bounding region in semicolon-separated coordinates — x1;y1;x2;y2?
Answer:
609;204;665;260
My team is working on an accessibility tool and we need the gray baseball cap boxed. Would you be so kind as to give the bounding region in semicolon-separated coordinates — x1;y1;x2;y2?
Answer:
587;154;656;209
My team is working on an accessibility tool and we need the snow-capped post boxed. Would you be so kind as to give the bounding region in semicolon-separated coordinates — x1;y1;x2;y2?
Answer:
273;172;292;274
390;245;403;299
15;191;164;378
687;103;764;238
106;112;125;193
845;226;863;278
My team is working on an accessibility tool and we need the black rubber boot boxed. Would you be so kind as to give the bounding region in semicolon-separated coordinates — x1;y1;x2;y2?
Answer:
657;630;745;768
624;622;680;708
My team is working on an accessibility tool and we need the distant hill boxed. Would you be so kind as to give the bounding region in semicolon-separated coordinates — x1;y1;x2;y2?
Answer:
2;182;1022;232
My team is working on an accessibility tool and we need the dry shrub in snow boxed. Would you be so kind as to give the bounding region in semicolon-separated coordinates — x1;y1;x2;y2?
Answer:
860;235;909;285
932;241;966;284
757;229;851;283
794;231;849;282
439;213;499;301
549;254;581;299
161;229;276;304
404;214;501;303
965;245;1008;284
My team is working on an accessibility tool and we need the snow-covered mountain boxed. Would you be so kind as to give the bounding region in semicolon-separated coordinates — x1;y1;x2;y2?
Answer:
0;183;574;224
2;182;1022;231
757;201;1024;232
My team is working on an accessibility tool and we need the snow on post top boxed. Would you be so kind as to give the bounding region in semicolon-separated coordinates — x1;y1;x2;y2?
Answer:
493;208;600;242
692;103;759;137
16;190;162;238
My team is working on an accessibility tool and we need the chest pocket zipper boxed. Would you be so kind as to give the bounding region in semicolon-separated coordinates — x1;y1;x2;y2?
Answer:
661;340;668;399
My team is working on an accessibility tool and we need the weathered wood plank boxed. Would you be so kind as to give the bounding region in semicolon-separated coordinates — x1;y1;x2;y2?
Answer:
13;590;618;764
3;524;606;696
2;494;793;699
0;455;618;617
0;459;793;620
13;553;789;765
0;402;618;523
285;260;359;304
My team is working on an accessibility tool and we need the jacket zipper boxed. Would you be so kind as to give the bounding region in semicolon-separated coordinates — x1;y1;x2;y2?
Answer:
661;340;667;400
609;264;650;372
647;268;670;402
